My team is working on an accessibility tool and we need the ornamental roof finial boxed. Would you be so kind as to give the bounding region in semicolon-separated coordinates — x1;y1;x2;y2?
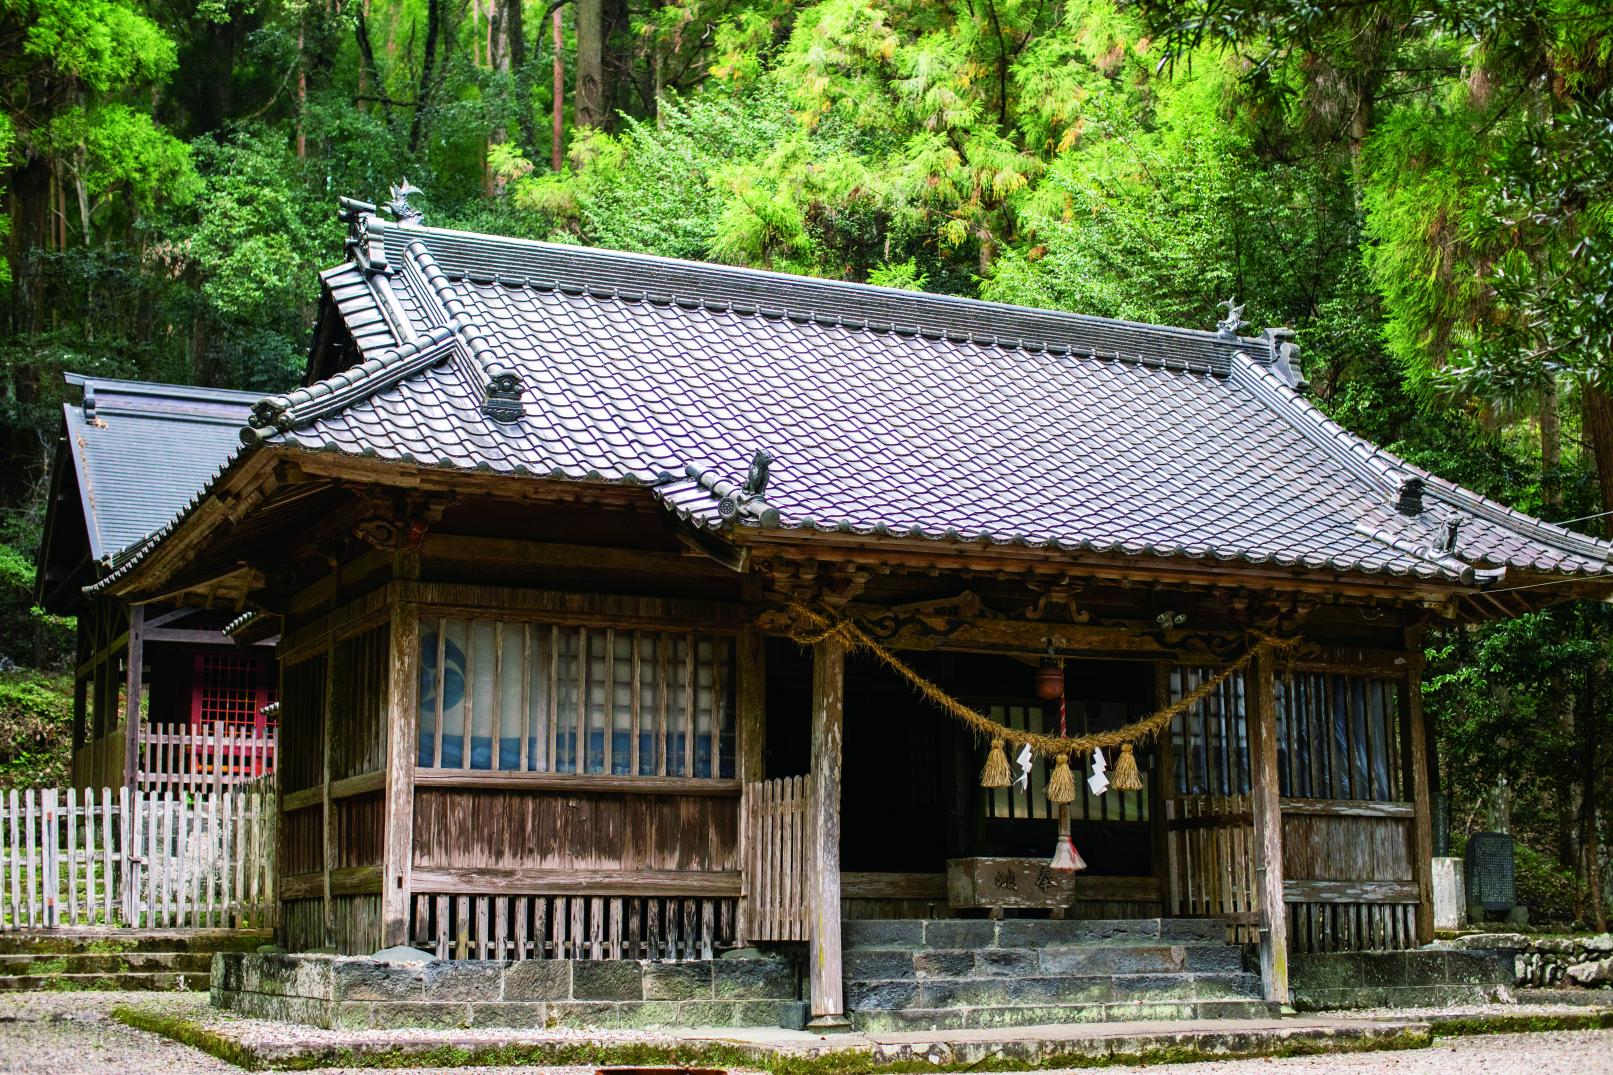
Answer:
1216;297;1246;338
386;180;425;225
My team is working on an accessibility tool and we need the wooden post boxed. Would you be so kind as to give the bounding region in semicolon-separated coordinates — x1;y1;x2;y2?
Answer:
1401;635;1435;944
121;604;144;791
1247;648;1289;1005
737;627;766;784
321;638;338;948
381;602;419;949
735;626;765;945
1151;661;1174;912
807;635;848;1029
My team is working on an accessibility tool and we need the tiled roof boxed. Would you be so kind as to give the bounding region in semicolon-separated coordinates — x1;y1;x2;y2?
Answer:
60;376;259;561
98;209;1613;595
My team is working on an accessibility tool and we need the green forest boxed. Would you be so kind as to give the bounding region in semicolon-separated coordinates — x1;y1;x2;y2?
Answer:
0;0;1609;925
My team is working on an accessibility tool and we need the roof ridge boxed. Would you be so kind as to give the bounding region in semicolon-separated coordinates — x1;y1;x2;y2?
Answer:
432;267;1224;377
65;373;268;405
368;216;1256;375
1232;352;1613;567
243;324;457;445
402;241;527;422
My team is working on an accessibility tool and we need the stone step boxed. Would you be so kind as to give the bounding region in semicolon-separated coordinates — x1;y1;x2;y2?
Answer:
0;971;207;992
844;972;1263;1012
844;942;1244;981
0;951;216;976
848;997;1282;1032
0;928;269;956
843;917;1227;951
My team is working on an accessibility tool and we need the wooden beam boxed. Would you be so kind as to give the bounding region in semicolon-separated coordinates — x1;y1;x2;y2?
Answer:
283;866;382;900
1247;647;1289;1006
120;605;143;791
1278;798;1416;819
408;866;741;897
1401;642;1436;944
411;770;741;796
807;635;848;1028
283;769;386;813
1283;879;1420;903
418;533;728;577
381;602;417;948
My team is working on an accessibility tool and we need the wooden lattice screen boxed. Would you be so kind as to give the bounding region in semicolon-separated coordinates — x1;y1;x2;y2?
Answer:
740;775;810;942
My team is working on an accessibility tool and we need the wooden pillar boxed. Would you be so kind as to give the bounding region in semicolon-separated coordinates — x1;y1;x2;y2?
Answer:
321;638;338;948
1247;648;1289;1005
381;602;419;949
120;604;144;791
737;627;766;784
807;635;849;1028
736;626;765;945
1151;661;1175;913
1402;637;1435;944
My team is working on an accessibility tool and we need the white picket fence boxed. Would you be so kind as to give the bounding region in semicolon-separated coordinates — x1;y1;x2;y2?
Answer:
0;785;276;931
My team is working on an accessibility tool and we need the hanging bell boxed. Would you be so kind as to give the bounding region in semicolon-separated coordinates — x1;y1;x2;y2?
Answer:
1034;656;1064;700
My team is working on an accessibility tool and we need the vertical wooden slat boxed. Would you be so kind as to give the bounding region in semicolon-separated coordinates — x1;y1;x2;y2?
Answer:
630;632;641;778
432;621;446;769
491;621;504;773
656;634;669;777
602;629;614;776
520;625;532;773
575;629;588;775
682;634;695;780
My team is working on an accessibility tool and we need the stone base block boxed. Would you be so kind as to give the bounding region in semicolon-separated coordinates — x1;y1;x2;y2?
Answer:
213;952;800;1029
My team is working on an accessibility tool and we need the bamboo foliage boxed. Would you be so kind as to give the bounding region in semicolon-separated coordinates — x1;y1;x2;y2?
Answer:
0;785;276;931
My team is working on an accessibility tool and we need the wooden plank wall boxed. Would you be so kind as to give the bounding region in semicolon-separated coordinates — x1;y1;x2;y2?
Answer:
1281;799;1418;953
411;788;739;880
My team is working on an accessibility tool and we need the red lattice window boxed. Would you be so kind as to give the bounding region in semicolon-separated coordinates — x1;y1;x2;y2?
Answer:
191;652;277;731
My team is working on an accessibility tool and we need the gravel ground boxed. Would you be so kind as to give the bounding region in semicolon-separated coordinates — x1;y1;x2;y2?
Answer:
0;991;1609;1075
1081;1029;1613;1075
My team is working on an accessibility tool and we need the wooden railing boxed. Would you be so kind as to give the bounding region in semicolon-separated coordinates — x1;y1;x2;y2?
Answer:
409;893;736;960
0;785;276;931
75;722;279;797
134;722;278;797
740;774;811;942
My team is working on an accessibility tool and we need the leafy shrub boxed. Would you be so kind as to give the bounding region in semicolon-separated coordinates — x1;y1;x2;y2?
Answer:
0;669;72;789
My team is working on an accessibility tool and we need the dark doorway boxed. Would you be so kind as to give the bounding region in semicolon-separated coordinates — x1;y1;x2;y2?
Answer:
763;640;1160;878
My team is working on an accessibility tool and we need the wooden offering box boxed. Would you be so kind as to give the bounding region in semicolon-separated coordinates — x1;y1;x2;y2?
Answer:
947;856;1078;917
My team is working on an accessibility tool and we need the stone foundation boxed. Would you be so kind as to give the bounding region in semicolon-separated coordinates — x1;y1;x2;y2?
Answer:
212;952;802;1029
1441;932;1613;989
1290;949;1513;1011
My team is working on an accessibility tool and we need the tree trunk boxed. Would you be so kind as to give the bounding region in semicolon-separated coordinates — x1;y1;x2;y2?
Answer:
1587;381;1613;531
408;0;442;155
575;0;604;130
552;8;565;170
1584;654;1608;930
505;0;535;151
296;21;307;159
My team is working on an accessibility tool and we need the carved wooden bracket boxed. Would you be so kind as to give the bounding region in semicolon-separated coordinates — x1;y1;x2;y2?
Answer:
351;491;456;552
